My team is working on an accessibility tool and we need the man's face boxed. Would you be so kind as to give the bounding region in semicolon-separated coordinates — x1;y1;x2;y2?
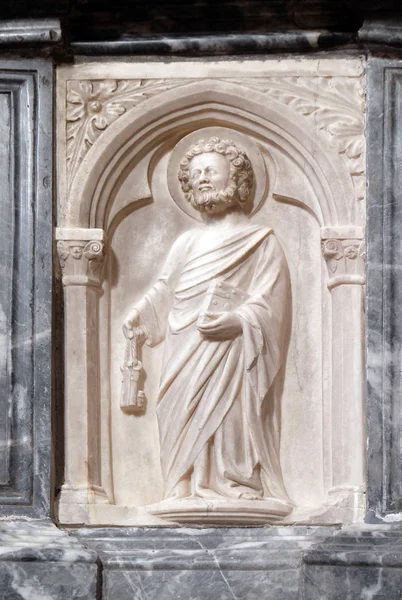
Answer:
188;152;237;214
189;152;231;195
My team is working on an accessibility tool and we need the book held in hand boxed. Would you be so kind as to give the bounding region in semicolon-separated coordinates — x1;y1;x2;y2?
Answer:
197;279;249;327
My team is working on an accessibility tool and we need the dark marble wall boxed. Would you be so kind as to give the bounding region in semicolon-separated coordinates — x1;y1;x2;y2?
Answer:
0;0;364;37
367;58;402;518
0;60;52;518
0;0;400;52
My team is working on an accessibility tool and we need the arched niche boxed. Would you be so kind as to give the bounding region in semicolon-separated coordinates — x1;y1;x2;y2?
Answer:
56;77;365;525
62;80;358;230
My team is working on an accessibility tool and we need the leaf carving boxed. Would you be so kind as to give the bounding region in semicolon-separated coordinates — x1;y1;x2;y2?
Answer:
66;78;194;189
225;75;365;202
65;73;365;208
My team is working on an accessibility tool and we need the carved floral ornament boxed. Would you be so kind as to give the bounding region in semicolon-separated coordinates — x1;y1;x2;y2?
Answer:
56;239;105;285
65;76;365;202
321;237;365;279
66;79;193;189
57;239;104;268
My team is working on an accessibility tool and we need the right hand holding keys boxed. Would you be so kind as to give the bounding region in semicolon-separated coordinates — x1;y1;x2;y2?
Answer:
122;308;140;340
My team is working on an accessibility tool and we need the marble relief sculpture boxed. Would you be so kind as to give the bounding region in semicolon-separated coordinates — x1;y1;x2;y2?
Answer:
123;136;293;522
56;60;366;527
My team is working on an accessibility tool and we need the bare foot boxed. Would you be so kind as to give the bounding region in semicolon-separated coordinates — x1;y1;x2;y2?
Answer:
240;492;262;501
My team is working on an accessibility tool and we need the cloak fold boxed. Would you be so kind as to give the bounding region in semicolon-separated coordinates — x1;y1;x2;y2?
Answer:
135;224;291;501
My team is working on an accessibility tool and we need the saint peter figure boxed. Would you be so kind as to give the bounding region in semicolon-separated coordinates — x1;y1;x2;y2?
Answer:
123;136;291;505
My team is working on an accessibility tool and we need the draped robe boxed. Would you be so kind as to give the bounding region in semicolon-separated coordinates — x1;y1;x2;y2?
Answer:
135;222;291;502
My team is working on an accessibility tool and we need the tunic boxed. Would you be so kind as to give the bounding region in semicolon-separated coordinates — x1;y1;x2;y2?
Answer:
135;222;291;501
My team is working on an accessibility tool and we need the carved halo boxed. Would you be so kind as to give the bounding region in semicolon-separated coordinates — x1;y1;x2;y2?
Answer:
167;127;268;221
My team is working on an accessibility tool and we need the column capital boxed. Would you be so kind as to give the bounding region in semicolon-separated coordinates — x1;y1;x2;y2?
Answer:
321;228;365;290
56;228;106;288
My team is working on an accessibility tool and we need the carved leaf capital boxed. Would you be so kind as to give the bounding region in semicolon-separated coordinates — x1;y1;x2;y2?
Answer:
57;239;105;286
321;238;365;288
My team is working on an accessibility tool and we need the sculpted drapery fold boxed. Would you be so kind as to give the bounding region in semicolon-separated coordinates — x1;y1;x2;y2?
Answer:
134;223;291;502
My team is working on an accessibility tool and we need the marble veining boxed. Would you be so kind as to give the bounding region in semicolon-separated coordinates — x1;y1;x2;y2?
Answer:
301;526;402;600
0;59;53;518
0;19;61;45
71;32;352;55
0;520;97;563
359;18;402;47
76;526;337;569
75;526;336;600
0;520;99;600
366;58;402;519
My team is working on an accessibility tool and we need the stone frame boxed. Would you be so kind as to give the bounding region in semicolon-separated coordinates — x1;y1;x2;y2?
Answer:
0;60;52;516
367;58;402;517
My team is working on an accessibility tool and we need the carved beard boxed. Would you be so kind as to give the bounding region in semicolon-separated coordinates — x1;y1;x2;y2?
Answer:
189;182;239;214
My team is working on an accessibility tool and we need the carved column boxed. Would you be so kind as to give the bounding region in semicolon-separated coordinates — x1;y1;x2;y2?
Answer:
56;228;109;520
321;226;365;519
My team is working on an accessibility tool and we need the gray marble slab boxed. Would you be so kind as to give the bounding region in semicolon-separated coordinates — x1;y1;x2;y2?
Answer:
75;526;336;600
71;32;352;56
359;18;402;47
0;520;98;600
0;19;61;45
0;60;53;518
301;525;402;599
366;57;402;518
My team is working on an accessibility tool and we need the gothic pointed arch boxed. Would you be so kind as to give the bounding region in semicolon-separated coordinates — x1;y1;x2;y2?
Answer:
63;79;357;230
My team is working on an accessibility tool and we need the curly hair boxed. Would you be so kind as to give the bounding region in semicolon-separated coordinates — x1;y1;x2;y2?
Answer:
178;137;254;206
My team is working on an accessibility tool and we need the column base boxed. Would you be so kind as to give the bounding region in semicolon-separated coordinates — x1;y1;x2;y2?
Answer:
55;483;110;524
283;487;365;525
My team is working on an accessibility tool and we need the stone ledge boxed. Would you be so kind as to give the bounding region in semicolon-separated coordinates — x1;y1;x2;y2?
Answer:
0;520;98;600
0;520;97;563
304;525;402;567
359;18;402;47
73;526;336;600
71;32;353;56
0;19;61;45
301;525;402;600
3;522;402;598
